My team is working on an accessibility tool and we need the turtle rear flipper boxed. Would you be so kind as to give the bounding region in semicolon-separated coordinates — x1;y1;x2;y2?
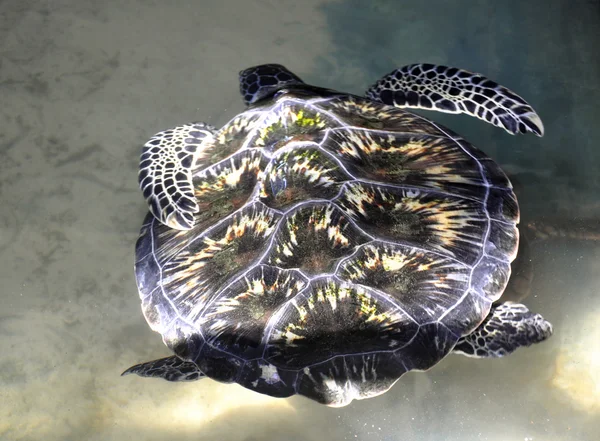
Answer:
366;64;544;136
139;122;216;230
452;303;553;358
122;356;205;382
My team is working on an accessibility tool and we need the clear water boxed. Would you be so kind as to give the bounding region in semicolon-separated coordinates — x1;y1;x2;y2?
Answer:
1;1;599;440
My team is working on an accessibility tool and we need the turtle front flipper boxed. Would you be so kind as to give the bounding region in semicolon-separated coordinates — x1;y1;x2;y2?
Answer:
122;356;205;382
452;303;553;358
139;122;216;230
366;64;544;136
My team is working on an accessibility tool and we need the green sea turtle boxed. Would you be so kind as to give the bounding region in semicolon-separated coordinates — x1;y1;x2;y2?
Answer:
123;64;552;406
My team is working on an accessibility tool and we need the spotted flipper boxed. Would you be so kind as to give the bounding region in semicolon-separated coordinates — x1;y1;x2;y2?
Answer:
122;356;205;382
453;303;552;358
139;122;216;230
366;64;544;136
239;64;305;106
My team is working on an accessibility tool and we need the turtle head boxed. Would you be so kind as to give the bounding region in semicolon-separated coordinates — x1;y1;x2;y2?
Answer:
239;64;305;106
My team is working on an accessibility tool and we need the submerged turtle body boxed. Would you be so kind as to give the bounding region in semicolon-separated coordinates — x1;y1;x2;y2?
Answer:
125;64;552;406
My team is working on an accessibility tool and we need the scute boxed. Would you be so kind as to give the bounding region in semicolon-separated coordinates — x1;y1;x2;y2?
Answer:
200;265;307;359
394;322;460;371
193;149;267;226
265;278;419;369
237;359;298;398
337;182;489;265
260;146;351;210
296;352;408;407
324;95;448;136
265;203;371;275
337;243;471;323
135;90;519;406
194;344;244;383
323;129;492;201
149;202;281;327
247;102;331;151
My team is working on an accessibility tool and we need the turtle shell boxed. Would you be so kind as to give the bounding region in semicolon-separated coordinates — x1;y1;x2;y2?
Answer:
134;91;519;406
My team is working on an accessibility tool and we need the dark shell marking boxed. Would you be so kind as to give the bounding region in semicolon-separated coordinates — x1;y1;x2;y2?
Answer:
135;93;518;406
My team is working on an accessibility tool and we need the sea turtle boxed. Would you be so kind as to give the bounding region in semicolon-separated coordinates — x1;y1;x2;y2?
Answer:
123;63;553;406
